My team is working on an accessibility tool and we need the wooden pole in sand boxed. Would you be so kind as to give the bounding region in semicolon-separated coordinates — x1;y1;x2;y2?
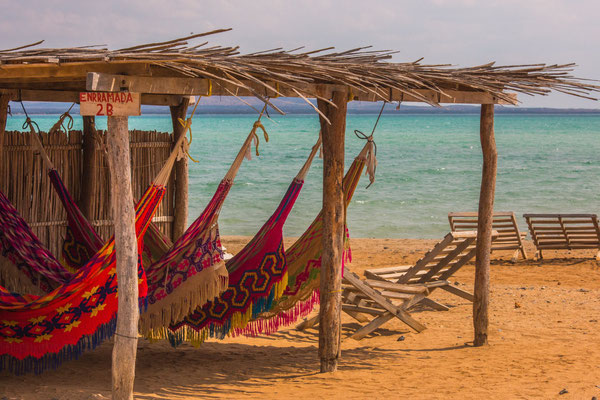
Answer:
107;116;139;400
318;89;347;373
473;104;497;346
79;116;98;219
0;93;10;173
170;97;190;241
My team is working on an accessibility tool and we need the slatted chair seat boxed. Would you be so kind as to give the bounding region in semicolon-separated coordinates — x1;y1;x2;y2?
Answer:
296;230;497;339
448;211;527;261
523;213;600;260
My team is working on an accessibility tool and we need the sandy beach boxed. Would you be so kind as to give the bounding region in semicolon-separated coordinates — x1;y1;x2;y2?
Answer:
1;236;599;400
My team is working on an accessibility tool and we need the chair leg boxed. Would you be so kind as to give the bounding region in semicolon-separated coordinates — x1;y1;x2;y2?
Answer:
520;246;528;260
439;284;475;302
351;313;395;340
296;314;319;331
511;249;520;263
416;297;450;311
345;309;371;323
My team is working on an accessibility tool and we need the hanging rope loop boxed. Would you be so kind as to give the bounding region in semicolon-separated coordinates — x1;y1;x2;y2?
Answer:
245;103;269;160
353;101;386;188
22;117;40;134
49;103;75;135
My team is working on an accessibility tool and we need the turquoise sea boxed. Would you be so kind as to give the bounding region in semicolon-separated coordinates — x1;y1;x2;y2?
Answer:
5;113;600;239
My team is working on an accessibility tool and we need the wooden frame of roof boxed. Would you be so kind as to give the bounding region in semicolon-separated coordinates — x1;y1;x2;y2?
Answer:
1;29;598;110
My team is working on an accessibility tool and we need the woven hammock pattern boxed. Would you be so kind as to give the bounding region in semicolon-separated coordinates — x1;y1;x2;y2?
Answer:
48;169;104;273
0;183;165;375
241;157;365;335
140;180;232;335
163;179;303;346
0;190;72;293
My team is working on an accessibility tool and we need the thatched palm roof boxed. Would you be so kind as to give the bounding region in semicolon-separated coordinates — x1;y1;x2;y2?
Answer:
0;28;598;109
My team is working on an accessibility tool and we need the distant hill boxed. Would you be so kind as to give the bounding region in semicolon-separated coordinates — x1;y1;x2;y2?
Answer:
11;97;600;115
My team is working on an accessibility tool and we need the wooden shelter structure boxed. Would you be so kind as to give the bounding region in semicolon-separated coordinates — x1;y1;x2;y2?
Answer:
1;29;598;398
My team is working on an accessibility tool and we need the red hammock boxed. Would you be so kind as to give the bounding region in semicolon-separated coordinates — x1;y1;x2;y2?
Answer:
244;146;370;335
162;136;322;345
0;122;187;374
0;182;164;375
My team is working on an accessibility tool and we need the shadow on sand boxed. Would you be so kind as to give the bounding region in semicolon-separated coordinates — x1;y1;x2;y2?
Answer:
133;339;400;399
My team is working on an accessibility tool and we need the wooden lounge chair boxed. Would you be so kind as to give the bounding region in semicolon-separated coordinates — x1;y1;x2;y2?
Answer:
523;214;600;260
296;271;429;339
448;211;527;261
298;230;496;340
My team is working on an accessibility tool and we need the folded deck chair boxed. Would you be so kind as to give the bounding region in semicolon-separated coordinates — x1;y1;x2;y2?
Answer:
298;230;498;339
449;211;527;261
0;135;184;374
246;138;374;336
338;230;499;339
162;135;322;345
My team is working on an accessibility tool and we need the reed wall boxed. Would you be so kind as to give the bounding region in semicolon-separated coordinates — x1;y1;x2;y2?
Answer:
0;129;175;257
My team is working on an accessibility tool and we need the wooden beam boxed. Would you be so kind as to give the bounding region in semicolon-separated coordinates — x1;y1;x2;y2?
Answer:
473;104;497;347
107;116;138;400
1;89;193;106
86;72;517;105
353;87;517;105
318;89;347;373
79;116;97;219
0;62;154;80
170;98;190;241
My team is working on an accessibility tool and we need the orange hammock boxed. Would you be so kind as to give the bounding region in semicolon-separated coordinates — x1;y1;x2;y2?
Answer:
0;128;187;375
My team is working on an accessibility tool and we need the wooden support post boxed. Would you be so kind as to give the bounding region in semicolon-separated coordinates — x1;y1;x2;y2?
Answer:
79;116;98;219
0;93;9;174
107;116;138;400
170;98;190;241
318;90;347;373
473;104;497;347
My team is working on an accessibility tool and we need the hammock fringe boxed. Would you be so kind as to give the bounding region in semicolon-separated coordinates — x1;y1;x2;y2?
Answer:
148;271;289;346
238;289;320;337
140;263;229;335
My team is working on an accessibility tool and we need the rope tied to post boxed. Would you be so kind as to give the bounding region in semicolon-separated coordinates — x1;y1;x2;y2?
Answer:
176;98;202;163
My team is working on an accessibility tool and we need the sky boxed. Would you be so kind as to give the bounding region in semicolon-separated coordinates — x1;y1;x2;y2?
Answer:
1;0;599;108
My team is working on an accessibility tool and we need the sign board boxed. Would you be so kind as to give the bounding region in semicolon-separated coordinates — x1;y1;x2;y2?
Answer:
79;92;141;116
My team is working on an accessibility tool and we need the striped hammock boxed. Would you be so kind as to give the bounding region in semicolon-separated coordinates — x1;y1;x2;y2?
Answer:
165;178;303;345
0;123;187;374
20;118;268;338
245;153;367;335
152;136;322;345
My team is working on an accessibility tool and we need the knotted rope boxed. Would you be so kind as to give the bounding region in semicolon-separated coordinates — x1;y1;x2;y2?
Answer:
353;101;386;188
19;102;55;171
244;119;269;161
175;99;202;163
48;103;75;135
224;103;270;182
